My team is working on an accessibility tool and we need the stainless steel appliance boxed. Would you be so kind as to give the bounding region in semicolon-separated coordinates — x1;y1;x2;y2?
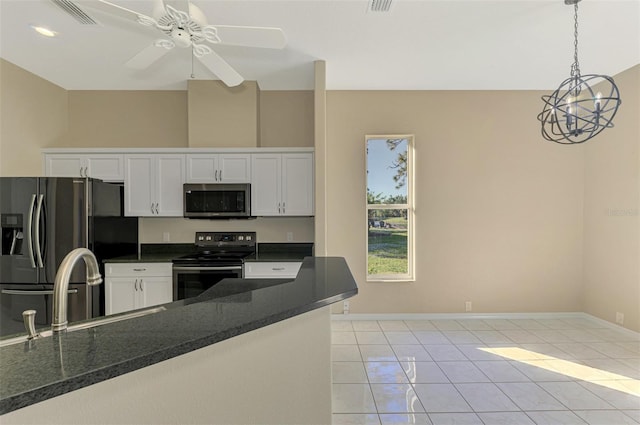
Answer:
183;183;251;219
172;232;256;300
0;177;138;337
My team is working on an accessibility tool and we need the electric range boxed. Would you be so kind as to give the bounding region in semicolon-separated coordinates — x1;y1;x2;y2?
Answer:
171;232;256;300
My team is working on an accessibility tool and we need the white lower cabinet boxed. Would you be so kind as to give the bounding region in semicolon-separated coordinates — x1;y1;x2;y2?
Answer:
105;263;173;315
244;262;302;279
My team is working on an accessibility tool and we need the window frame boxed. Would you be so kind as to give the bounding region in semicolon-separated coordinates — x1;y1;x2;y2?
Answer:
365;134;415;282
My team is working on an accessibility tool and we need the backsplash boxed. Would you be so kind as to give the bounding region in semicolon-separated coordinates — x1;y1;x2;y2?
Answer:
140;216;315;243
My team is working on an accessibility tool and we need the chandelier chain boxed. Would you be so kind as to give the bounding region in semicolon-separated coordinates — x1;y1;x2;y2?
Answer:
571;3;580;80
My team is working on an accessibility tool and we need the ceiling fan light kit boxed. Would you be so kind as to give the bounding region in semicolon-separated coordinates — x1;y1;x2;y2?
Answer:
538;0;622;145
84;0;286;87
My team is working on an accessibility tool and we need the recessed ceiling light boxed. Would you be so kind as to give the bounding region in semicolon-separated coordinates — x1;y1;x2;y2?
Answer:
31;25;57;37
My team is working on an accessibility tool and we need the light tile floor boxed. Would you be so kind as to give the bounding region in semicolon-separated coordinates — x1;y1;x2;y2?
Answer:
331;317;640;425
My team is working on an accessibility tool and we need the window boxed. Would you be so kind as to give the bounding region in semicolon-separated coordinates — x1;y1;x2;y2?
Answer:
366;136;414;281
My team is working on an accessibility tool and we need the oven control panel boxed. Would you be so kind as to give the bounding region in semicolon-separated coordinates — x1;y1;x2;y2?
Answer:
195;232;256;247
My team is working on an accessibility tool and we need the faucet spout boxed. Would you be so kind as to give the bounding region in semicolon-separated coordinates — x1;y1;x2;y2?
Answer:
52;248;103;332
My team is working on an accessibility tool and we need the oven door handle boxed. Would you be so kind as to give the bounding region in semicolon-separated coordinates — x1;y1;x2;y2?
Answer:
172;266;243;272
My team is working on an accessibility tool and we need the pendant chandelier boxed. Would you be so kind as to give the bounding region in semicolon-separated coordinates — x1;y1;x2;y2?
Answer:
538;0;622;144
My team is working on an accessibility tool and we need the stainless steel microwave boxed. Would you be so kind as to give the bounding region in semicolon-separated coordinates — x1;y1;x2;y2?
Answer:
183;183;251;218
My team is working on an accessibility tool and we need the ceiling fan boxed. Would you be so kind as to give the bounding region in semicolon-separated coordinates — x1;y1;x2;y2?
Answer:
83;0;286;87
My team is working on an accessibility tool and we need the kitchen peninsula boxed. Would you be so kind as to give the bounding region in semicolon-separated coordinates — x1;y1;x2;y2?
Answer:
0;257;357;424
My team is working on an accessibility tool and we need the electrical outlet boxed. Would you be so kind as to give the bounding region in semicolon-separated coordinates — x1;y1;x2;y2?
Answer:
616;312;624;325
286;232;293;242
465;301;472;312
343;300;350;314
162;232;170;242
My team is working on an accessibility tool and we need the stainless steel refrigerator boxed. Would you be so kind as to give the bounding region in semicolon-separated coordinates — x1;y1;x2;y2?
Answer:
0;177;138;337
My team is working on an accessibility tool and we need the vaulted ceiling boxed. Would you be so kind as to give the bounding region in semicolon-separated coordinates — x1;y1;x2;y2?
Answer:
1;0;638;91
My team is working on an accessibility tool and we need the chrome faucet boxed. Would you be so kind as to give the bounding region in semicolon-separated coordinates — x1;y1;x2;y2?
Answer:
52;248;103;332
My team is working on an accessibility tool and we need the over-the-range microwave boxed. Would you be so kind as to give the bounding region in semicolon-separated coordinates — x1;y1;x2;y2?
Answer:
183;183;251;219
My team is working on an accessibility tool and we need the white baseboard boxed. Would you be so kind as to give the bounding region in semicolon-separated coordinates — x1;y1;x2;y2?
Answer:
331;312;640;338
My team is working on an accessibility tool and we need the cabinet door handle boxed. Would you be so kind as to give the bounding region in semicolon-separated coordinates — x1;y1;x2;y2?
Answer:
282;202;285;214
134;279;138;291
278;202;281;214
150;203;154;214
218;169;222;181
84;166;89;177
155;203;159;214
140;279;144;291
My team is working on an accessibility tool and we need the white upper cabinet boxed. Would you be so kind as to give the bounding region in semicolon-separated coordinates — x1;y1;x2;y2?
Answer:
124;154;185;217
282;154;314;216
251;154;281;215
186;153;251;183
44;153;124;182
251;153;313;216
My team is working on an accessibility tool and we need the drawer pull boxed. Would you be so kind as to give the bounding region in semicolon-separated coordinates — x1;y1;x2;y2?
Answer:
272;267;285;271
133;268;146;272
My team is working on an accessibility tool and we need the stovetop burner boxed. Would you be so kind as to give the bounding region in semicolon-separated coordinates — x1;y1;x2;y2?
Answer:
172;232;257;266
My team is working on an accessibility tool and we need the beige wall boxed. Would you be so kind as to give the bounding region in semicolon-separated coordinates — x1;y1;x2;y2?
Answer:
187;80;259;147
68;90;188;148
583;65;640;332
325;90;586;316
0;59;68;175
260;90;314;147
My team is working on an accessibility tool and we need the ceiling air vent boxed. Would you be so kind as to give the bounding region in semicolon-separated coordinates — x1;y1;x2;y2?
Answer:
369;0;393;12
50;0;98;25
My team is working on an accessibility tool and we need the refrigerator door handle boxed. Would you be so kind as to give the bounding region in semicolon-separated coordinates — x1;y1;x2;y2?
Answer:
34;194;44;268
1;289;79;296
26;194;37;269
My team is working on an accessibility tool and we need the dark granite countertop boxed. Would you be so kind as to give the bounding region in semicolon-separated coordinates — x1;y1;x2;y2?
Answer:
0;257;356;415
104;242;313;263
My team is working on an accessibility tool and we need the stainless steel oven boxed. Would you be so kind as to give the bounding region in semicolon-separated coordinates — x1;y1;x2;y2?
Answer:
172;264;243;300
172;232;256;301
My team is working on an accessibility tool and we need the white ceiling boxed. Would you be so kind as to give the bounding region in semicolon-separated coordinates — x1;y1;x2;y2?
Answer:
0;0;638;91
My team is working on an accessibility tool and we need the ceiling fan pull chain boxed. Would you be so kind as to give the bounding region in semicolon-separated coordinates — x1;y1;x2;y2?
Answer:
191;47;195;79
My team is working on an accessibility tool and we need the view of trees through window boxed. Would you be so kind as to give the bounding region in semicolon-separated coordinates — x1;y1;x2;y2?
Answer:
366;136;413;280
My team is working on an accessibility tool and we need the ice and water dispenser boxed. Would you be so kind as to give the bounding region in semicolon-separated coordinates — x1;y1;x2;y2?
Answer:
1;214;24;256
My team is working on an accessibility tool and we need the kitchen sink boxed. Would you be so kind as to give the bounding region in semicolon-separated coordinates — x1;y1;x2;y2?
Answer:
0;306;167;348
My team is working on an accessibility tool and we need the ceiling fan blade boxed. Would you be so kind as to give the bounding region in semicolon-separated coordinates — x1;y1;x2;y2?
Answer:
82;0;153;23
188;2;209;27
211;26;286;49
197;50;244;87
164;0;190;13
151;0;167;20
125;42;173;69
